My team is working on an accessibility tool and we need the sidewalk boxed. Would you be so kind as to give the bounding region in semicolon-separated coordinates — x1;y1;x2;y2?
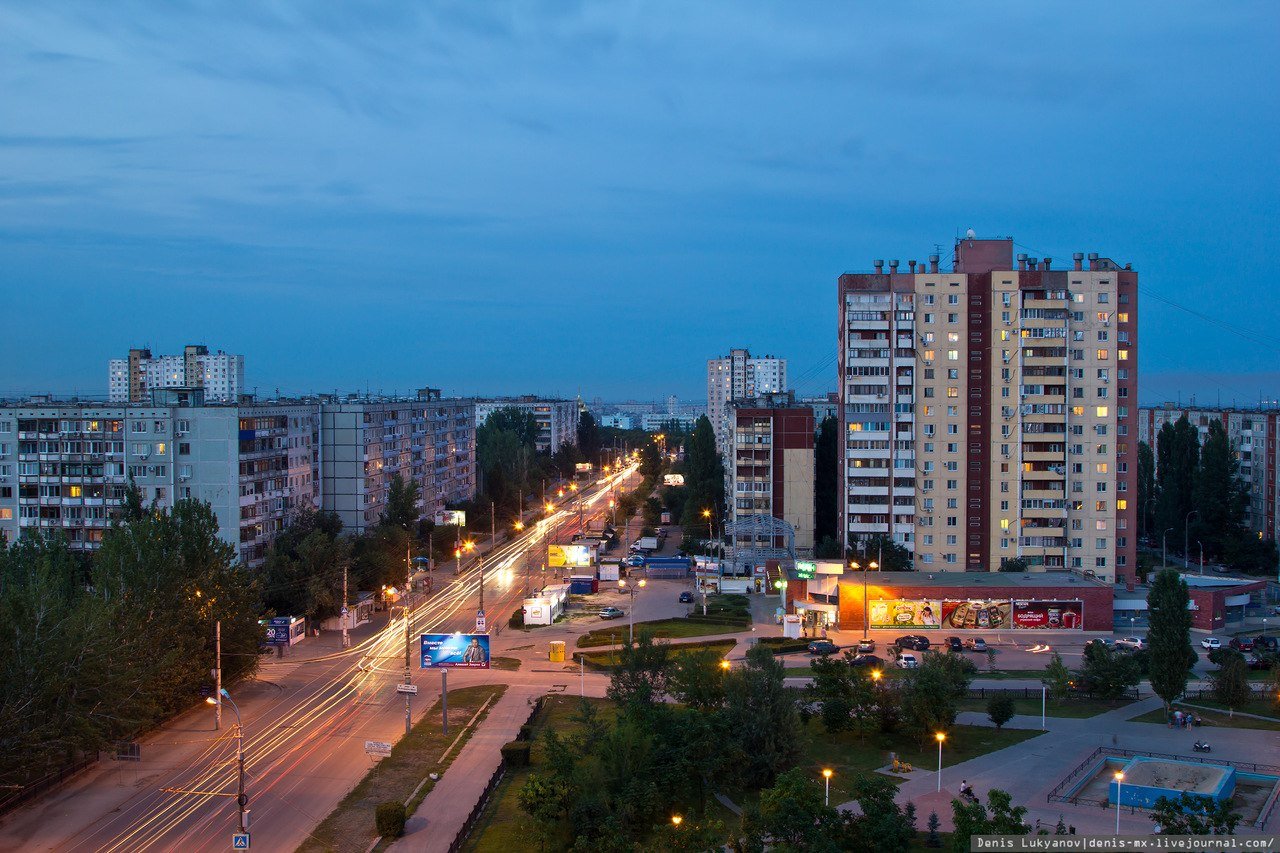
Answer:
390;686;543;852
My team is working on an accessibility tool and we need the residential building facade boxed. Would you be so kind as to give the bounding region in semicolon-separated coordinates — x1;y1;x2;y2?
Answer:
707;348;787;454
726;395;815;553
474;397;579;454
318;391;476;535
837;238;1138;581
1139;405;1279;543
109;345;245;403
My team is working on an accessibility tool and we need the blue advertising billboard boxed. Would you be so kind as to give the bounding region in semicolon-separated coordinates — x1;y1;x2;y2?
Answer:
420;633;491;669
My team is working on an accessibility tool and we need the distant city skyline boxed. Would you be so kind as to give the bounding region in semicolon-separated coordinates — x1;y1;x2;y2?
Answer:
2;4;1278;402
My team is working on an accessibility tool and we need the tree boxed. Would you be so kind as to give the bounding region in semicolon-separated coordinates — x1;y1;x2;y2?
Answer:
486;407;541;448
998;557;1029;573
1147;568;1194;711
577;411;601;465
1042;651;1073;699
720;644;799;789
119;476;147;522
381;473;421;531
1154;417;1199;555
951;789;1029;853
518;772;572;851
902;652;974;744
1194;420;1249;560
926;812;942;848
668;647;728;712
813;536;841;559
843;773;917;853
1149;792;1240;836
1077;642;1140;699
680;416;725;529
814;416;838;545
852;533;912;571
1210;653;1252;712
739;768;848;853
987;694;1015;730
606;631;671;710
1137;441;1156;541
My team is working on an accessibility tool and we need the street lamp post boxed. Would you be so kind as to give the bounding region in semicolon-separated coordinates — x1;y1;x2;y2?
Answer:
619;578;646;644
1162;528;1174;569
1114;771;1125;833
935;732;946;792
1185;510;1200;571
206;689;247;832
822;768;833;806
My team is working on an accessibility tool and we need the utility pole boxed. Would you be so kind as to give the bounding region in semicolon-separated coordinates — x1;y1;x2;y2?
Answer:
214;620;222;731
404;543;412;735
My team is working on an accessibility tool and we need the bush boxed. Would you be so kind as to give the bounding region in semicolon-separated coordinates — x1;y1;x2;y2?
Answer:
518;723;535;742
758;637;810;654
375;801;407;838
508;607;524;629
501;740;531;768
987;694;1016;730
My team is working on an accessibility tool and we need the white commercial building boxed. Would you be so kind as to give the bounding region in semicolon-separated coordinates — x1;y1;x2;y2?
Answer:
474;397;579;454
109;345;244;403
706;348;787;455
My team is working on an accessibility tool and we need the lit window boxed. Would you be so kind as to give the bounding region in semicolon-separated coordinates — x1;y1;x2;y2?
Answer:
1117;499;1127;510
947;350;959;361
1096;349;1109;360
1117;313;1129;323
156;442;166;455
1000;518;1010;530
1096;463;1108;473
1097;312;1108;322
946;387;958;398
1095;501;1107;511
923;350;935;360
1071;406;1085;416
1117;349;1129;361
947;333;959;343
68;486;82;498
1096;406;1108;417
1000;330;1009;341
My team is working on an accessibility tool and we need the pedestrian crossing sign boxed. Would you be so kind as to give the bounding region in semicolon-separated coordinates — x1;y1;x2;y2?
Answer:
232;833;250;849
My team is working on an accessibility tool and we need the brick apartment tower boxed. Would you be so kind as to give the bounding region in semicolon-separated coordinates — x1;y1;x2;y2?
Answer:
837;237;1138;581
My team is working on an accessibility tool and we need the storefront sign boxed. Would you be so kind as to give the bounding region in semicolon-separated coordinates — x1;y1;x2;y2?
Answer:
1011;599;1083;630
794;561;817;580
940;600;1012;631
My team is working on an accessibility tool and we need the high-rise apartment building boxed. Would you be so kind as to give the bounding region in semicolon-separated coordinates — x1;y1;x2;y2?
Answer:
109;345;244;403
318;391;476;535
1139;405;1279;543
473;397;579;454
726;394;815;553
0;395;318;567
707;349;787;454
837;237;1138;581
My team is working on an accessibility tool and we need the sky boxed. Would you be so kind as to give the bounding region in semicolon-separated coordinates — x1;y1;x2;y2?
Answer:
1;2;1278;404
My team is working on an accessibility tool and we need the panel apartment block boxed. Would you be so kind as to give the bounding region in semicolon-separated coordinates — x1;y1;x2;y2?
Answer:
707;348;788;455
727;398;815;553
837;239;1138;581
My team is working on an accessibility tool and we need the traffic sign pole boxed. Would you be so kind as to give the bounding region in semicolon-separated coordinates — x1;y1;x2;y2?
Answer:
441;669;448;735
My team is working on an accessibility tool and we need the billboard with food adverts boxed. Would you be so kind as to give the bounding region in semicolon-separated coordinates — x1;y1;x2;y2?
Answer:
1011;599;1083;630
869;598;943;629
548;543;594;568
940;600;1012;631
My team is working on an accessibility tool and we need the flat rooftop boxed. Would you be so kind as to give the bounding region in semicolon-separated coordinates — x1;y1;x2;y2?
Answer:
839;571;1110;589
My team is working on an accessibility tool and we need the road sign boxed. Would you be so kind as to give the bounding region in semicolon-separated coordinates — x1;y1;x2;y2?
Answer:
340;606;348;617
396;683;419;695
475;610;487;633
364;740;393;757
232;833;250;849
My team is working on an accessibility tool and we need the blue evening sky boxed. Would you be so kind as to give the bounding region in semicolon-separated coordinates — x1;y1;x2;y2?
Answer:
1;2;1277;404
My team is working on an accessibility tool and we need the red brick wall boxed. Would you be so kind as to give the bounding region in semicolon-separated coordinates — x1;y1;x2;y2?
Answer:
1189;581;1266;631
837;582;1114;631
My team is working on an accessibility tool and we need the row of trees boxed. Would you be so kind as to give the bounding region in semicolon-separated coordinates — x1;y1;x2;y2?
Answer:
0;496;262;790
1139;416;1278;573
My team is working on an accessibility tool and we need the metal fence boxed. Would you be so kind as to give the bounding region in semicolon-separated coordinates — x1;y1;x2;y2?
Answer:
0;752;100;817
1046;746;1280;829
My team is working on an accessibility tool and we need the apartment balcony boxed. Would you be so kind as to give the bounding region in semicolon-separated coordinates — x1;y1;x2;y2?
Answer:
1023;451;1066;463
1021;467;1066;481
1021;355;1067;368
1024;297;1068;310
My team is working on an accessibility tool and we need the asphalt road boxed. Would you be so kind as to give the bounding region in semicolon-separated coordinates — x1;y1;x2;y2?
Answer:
0;465;639;853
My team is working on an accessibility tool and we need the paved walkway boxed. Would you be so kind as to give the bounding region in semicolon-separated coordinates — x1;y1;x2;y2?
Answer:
389;686;543;853
852;695;1280;836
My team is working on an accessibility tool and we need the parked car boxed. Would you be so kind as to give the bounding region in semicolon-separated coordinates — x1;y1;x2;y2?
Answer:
894;635;931;651
1087;637;1113;649
849;654;884;669
1116;636;1146;650
1247;655;1273;671
1201;637;1222;650
964;638;988;652
807;640;840;656
623;555;645;567
1254;636;1278;652
678;591;694;603
945;636;963;653
895;653;919;669
598;606;625;620
856;639;876;654
1229;637;1255;653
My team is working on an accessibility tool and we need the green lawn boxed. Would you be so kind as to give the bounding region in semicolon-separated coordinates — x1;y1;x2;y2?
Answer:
796;721;1044;805
580;639;735;670
576;617;747;648
490;656;521;671
955;695;1134;719
298;685;507;853
462;696;618;853
1129;698;1280;731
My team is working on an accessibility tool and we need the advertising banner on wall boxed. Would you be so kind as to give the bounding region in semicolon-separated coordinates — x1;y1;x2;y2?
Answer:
869;599;943;629
420;633;491;668
940;600;1012;631
1011;600;1084;630
548;544;594;568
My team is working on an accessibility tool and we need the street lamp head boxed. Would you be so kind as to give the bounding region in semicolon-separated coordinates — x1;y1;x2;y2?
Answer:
871;670;882;681
638;579;647;588
935;732;946;743
822;768;833;779
720;659;731;670
205;697;217;706
869;561;879;570
545;502;554;513
671;815;682;827
702;508;711;519
849;561;860;570
1114;771;1125;782
515;521;525;531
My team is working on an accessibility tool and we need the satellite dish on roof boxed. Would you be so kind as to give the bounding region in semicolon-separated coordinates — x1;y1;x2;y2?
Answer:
966;228;976;239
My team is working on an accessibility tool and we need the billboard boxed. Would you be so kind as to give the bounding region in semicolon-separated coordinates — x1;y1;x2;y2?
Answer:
869;598;942;629
420;633;491;669
433;510;466;527
1011;600;1083;630
575;462;593;473
663;474;686;487
548;543;594;568
940;600;1012;631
